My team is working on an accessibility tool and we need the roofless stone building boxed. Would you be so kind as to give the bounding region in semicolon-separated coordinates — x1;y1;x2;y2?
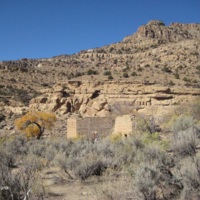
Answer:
67;115;136;139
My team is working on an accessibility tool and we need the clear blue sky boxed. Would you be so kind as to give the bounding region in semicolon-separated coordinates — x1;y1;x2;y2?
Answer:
0;0;199;61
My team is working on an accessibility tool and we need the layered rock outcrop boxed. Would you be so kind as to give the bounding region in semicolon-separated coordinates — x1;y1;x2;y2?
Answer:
29;80;200;118
123;20;200;42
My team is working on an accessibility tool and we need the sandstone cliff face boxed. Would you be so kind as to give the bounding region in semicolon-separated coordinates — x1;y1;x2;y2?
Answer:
0;20;200;125
29;80;200;118
123;20;200;42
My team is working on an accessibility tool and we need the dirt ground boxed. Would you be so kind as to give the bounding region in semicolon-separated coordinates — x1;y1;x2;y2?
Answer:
41;167;139;200
41;167;97;200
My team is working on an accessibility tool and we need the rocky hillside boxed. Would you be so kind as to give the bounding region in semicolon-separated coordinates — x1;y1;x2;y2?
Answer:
0;20;200;136
29;80;200;119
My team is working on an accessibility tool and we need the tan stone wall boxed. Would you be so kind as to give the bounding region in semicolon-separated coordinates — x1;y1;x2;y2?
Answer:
113;115;135;135
67;115;137;138
67;117;115;139
67;118;78;138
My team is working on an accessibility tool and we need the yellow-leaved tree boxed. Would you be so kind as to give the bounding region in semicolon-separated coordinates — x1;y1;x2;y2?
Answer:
15;111;56;139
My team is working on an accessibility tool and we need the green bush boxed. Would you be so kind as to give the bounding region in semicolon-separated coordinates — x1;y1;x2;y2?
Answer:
162;66;172;73
103;71;111;76
174;72;180;79
123;73;129;78
131;71;138;76
137;67;143;72
183;77;191;82
168;80;175;86
87;69;98;75
108;75;113;80
196;65;200;71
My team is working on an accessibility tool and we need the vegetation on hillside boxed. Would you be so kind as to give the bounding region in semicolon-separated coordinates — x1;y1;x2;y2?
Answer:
1;102;200;199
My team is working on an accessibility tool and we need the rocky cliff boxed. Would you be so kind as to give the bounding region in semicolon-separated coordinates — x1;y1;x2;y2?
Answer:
29;80;200;119
123;20;200;42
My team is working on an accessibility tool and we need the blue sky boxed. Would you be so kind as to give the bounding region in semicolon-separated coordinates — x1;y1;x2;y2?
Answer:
0;0;199;61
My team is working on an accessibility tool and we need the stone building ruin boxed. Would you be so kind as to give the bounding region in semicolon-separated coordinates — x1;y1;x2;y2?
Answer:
67;115;136;139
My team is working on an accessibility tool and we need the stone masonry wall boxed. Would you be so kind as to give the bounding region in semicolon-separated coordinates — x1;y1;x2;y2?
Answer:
113;115;136;135
67;117;115;139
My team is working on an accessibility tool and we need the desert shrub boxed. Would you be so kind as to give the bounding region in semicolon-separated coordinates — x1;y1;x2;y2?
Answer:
69;138;90;157
117;49;122;54
137;67;143;72
56;139;72;152
109;47;114;53
123;72;129;78
172;126;199;157
181;157;200;189
0;84;5;89
52;137;73;155
168;80;175;86
134;162;160;200
4;136;28;156
108;75;113;80
103;70;111;76
6;130;200;199
95;139;115;159
122;67;129;72
75;159;107;180
173;156;200;199
132;144;181;200
193;79;198;84
189;100;200;120
74;71;82;77
142;132;169;150
108;133;123;143
143;145;164;161
53;152;75;179
112;142;135;167
113;59;118;64
164;102;200;129
87;69;98;75
162;66;172;73
101;137;140;168
53;138;137;180
0;163;22;200
54;153;68;170
29;141;47;157
154;65;159;68
96;173;139;200
183;77;190;82
131;71;138;76
0;149;16;168
0;150;44;200
144;64;150;68
174;72;180;79
170;115;194;133
87;69;93;75
44;145;56;163
0;113;5;122
132;138;144;150
59;141;111;180
196;65;200;71
136;115;160;135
